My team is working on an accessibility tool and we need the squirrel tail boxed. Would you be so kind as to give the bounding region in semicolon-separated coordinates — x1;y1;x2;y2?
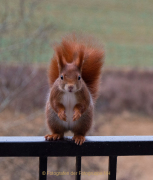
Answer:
49;34;104;102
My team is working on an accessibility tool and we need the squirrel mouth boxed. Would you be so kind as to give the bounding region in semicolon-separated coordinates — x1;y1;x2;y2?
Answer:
69;90;73;93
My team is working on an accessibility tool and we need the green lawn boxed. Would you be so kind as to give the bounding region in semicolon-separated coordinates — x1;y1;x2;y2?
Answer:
0;0;153;67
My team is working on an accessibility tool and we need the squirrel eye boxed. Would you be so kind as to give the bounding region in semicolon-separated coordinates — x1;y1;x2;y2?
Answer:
61;75;64;80
78;76;81;80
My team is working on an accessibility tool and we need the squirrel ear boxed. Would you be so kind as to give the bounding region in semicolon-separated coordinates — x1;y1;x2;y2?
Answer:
74;48;84;71
56;47;66;72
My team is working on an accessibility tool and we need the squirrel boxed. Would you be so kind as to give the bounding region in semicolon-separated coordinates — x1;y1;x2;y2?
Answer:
45;34;104;145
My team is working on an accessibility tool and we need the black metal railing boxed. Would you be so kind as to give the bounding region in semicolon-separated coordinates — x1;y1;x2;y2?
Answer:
1;136;153;180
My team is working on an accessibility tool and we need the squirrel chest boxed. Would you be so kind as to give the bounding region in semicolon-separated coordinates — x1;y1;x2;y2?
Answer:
61;92;77;128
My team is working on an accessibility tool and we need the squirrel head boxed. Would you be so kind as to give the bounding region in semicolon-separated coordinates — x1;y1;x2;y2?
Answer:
56;47;84;93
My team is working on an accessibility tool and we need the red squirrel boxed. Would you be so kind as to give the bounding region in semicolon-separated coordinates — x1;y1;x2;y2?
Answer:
45;34;104;145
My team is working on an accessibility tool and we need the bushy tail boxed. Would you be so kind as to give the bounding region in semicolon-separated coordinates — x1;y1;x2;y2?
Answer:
49;34;104;101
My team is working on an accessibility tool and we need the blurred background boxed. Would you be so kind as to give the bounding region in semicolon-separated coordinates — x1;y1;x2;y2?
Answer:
0;0;153;180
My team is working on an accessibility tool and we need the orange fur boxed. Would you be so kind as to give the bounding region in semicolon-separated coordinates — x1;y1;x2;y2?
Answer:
48;34;104;102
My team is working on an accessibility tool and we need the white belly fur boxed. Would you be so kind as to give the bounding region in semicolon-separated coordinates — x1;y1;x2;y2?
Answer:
59;92;78;130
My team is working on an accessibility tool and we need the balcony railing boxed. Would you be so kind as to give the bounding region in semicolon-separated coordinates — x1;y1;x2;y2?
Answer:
1;136;153;180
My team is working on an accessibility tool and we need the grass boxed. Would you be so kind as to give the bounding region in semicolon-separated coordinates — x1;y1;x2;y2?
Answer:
1;109;153;180
0;0;153;67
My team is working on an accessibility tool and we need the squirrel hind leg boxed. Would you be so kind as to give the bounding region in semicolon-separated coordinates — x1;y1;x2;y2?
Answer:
72;135;85;145
45;133;64;141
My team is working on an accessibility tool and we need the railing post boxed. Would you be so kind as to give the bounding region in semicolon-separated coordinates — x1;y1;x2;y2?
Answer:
76;156;81;180
39;156;47;180
108;156;117;180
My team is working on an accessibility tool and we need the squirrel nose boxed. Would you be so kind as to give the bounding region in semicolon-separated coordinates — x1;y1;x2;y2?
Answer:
68;86;74;91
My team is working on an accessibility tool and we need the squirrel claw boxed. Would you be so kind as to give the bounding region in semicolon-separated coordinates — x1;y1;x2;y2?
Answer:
72;135;85;145
58;111;67;121
45;134;63;141
73;111;81;121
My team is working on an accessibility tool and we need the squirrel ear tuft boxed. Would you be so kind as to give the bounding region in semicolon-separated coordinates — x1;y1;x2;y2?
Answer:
74;48;84;71
55;47;66;72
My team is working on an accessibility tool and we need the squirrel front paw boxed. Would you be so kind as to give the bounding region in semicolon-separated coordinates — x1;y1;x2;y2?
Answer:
58;110;67;121
73;109;81;121
72;135;85;145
